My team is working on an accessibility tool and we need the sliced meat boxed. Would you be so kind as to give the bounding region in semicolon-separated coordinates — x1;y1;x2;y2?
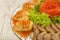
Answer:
32;24;39;40
55;23;60;30
32;32;37;40
51;23;60;32
32;30;39;40
51;33;60;40
37;32;46;40
57;32;60;40
37;25;46;32
44;33;51;40
45;25;55;33
32;24;38;29
32;24;40;33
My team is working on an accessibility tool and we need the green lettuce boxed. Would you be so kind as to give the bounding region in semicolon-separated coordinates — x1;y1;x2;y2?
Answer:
29;8;51;27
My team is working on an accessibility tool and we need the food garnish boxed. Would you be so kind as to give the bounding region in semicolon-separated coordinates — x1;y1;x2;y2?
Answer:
29;8;51;27
40;0;60;18
35;4;40;12
52;16;60;24
40;0;45;2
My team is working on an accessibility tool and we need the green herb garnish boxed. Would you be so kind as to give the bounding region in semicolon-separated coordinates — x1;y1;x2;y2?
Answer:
40;0;45;2
52;16;60;24
35;4;40;12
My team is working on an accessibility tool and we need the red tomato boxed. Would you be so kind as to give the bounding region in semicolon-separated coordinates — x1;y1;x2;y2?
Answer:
40;0;60;18
57;1;60;7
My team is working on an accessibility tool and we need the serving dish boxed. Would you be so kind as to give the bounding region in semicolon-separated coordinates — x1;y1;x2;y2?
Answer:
11;0;60;40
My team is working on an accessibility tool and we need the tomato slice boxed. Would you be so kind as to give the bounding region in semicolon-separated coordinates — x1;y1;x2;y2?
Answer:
58;2;60;7
40;0;60;18
47;8;60;17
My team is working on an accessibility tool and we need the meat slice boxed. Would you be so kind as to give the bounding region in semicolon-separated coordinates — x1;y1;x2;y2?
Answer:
51;23;60;32
32;32;37;40
32;24;40;33
45;26;55;33
37;32;46;40
57;32;60;40
32;24;39;40
44;33;51;40
51;33;60;40
32;29;39;40
37;25;46;32
55;23;60;30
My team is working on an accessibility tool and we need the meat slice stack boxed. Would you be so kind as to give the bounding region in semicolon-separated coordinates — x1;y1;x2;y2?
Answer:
32;23;60;40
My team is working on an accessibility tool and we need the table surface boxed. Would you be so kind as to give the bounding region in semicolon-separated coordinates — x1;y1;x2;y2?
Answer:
0;0;30;40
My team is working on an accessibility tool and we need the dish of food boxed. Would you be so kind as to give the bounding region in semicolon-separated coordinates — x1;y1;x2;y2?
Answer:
11;0;60;40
